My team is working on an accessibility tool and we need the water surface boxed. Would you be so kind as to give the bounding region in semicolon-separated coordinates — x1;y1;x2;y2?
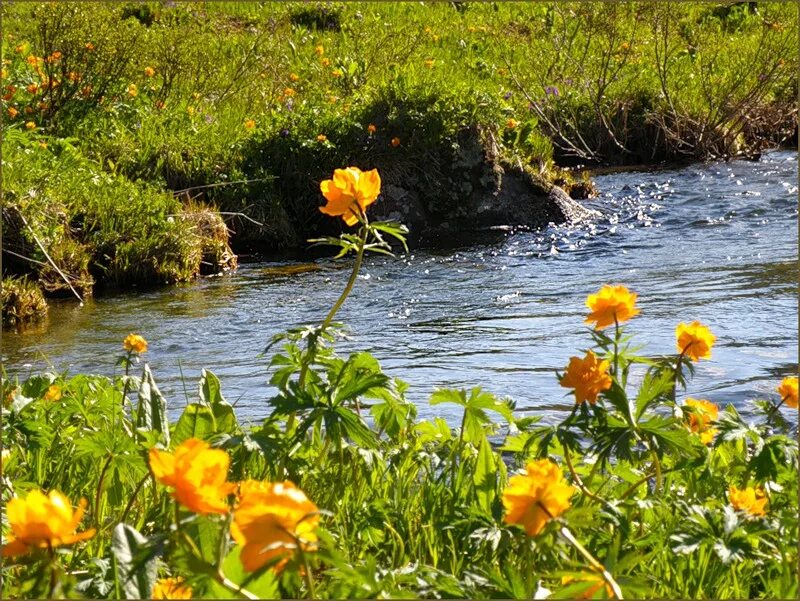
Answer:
3;151;797;425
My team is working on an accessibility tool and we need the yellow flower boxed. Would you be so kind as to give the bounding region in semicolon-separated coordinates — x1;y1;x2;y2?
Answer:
777;376;798;408
683;398;718;445
152;577;192;599
14;44;25;53
314;45;324;56
319;166;381;226
561;573;614;599
316;134;327;142
25;121;36;130
391;136;401;147
367;123;376;134
1;490;95;557
331;68;343;78
44;385;62;402
231;480;320;572
585;284;640;330
144;66;155;77
39;142;48;149
729;485;767;517
676;321;715;362
502;459;574;536
283;87;296;97
7;107;18;118
289;72;300;82
321;57;331;67
506;118;518;129
424;59;435;69
123;333;148;354
244;119;256;130
497;67;507;76
127;83;138;97
328;95;337;104
149;438;235;515
26;55;41;66
67;71;81;82
559;351;612;405
84;42;95;51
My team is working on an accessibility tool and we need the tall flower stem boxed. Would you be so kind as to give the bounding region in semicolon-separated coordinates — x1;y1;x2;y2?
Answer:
296;220;369;392
671;349;686;401
613;316;620;377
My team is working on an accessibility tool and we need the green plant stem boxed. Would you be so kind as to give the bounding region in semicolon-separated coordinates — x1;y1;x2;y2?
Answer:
563;443;610;508
94;453;114;529
671;350;686;401
119;473;149;526
650;447;663;493
47;547;59;600
765;397;786;423
214;570;259;600
557;522;623;599
613;316;620;376
295;219;369;414
298;545;316;599
620;466;679;499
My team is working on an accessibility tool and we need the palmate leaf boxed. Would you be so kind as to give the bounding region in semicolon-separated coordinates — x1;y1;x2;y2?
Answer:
430;387;514;443
472;435;497;513
634;369;675;420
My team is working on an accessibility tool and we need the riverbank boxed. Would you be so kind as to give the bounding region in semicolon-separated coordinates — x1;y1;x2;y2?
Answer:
1;2;796;323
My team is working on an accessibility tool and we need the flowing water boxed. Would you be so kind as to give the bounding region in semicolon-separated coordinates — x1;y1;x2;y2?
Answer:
3;151;797;425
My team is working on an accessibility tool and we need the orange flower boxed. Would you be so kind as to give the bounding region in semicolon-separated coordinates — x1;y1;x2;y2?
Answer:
67;71;81;82
144;66;155;77
729;485;767;517
319;166;381;226
26;83;38;94
289;72;300;82
14;44;25;53
149;438;235;515
1;490;95;557
676;321;715;362
231;480;320;572
585;284;640;330
321;57;331;67
283;87;296;97
152;577;192;599
244;119;256;130
506;118;518;129
84;42;95;51
127;83;138;97
25;121;36;130
424;59;435;69
503;459;574;536
683;398;718;445
314;45;324;56
331;68;343;78
367;123;376;134
26;55;41;66
777;376;798;408
7;107;18;118
391;136;400;147
123;333;148;353
44;385;62;402
559;351;612;405
316;134;327;142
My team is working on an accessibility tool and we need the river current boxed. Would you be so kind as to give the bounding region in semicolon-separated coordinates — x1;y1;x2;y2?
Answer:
3;151;797;425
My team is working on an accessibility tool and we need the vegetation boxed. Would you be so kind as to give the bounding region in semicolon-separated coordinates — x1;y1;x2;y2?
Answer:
1;167;798;599
1;2;796;320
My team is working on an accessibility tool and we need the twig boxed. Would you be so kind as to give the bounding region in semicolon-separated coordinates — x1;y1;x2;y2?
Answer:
17;211;84;304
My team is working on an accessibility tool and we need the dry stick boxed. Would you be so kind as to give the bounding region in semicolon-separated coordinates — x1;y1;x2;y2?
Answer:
562;443;612;509
18;211;83;304
537;501;623;599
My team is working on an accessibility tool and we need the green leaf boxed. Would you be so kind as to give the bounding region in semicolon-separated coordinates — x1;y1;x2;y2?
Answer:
472;435;497;513
136;364;170;446
634;369;674;420
112;523;157;600
173;404;215;444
